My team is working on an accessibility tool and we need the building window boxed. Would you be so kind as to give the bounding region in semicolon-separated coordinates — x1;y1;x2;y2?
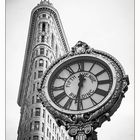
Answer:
55;126;56;134
43;109;45;118
50;119;52;127
46;61;48;68
47;128;49;137
34;72;36;79
40;48;44;55
35;60;37;68
55;44;58;58
52;136;54;140
35;50;38;56
42;123;44;132
57;134;59;140
31;109;33;117
32;96;34;104
33;84;35;92
46;50;48;56
41;137;44;140
34;121;40;131
49;132;51;139
32;51;35;58
47;23;50;33
36;95;41;103
30;122;33;131
39;59;44;67
42;14;46;18
42;22;46;32
53;123;54;131
37;82;39;89
38;71;43;78
51;34;54;49
35;108;40;116
41;36;45;42
33;136;39;140
47;115;49;123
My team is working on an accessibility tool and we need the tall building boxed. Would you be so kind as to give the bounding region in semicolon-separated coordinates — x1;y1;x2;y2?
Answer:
17;1;71;140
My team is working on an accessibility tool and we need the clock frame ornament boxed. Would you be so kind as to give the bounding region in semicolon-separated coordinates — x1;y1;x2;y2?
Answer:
38;41;129;140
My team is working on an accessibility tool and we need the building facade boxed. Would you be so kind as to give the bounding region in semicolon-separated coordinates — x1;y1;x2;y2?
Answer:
17;1;71;140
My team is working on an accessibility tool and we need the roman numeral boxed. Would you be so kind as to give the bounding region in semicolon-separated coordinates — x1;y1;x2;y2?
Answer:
77;100;83;111
90;97;97;105
98;79;112;85
54;92;66;103
64;98;73;109
95;88;108;97
89;62;96;72
57;76;67;82
78;62;84;72
95;69;106;77
53;85;64;91
66;66;74;74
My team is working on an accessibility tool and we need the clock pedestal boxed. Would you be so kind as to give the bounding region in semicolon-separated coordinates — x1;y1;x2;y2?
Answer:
73;130;97;140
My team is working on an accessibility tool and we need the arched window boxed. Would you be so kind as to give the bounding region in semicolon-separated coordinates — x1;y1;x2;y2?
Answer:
39;59;44;67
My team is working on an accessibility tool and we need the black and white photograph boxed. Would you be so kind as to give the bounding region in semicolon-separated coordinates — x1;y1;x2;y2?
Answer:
5;0;135;140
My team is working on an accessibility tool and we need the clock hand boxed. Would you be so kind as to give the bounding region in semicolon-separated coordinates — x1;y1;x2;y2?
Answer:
75;74;86;103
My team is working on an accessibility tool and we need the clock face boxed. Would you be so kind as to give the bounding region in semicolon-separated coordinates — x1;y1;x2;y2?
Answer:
45;55;117;114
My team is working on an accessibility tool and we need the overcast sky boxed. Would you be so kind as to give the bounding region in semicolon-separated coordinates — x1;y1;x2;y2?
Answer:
6;0;134;140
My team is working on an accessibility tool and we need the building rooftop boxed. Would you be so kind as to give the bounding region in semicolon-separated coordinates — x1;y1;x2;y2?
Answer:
39;0;53;6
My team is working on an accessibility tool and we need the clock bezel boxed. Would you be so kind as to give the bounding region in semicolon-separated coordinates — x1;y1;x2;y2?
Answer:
42;54;117;115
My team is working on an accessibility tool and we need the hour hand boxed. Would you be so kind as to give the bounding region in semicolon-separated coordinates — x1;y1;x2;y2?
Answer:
75;74;86;103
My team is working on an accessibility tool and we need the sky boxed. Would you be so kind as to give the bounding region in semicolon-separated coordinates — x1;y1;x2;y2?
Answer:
6;0;134;140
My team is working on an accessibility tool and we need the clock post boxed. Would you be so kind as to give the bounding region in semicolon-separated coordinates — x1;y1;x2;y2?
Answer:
38;41;129;140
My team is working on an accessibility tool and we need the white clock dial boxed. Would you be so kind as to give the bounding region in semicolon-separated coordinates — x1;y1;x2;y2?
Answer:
47;55;115;114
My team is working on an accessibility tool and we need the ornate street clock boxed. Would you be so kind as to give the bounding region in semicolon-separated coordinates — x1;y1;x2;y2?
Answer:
38;41;129;140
